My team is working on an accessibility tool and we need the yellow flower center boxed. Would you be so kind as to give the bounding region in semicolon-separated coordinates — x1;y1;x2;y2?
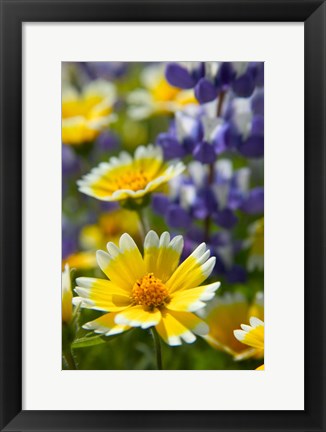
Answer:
113;170;149;191
132;273;170;309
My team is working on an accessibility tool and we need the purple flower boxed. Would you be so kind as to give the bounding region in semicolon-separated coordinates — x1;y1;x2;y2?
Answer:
165;61;264;104
156;133;186;159
166;204;192;229
251;90;264;116
241;187;264;214
238;136;264;158
195;78;217;104
193;141;216;164
62;145;80;176
96;131;120;152
214;208;238;229
229;96;264;159
62;218;78;259
165;62;204;89
226;265;247;283
192;187;218;219
81;62;128;80
231;71;255;98
152;194;170;216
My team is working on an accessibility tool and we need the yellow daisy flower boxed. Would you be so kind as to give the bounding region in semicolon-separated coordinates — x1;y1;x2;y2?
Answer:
62;80;117;145
127;64;197;120
62;251;97;272
74;231;220;346
77;145;185;202
62;264;73;324
63;209;142;271
234;317;264;370
204;292;264;360
80;208;141;251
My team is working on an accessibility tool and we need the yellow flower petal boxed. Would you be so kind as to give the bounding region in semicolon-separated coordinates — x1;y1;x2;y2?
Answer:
74;277;131;312
115;305;162;329
204;293;252;355
62;264;73;324
234;317;264;350
256;364;264;371
83;312;131;336
171;310;209;335
166;243;216;293
167;281;220;312
155;310;208;346
96;233;146;291
62;117;98;145
144;231;183;282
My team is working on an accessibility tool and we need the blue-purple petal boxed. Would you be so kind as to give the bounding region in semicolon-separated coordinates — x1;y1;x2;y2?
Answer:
156;133;186;159
241;188;264;214
152;194;170;216
96;131;120;152
165;63;197;89
192;141;216;164
211;123;229;155
238;135;264;158
62;145;80;176
251;115;264;136
232;72;255;98
166;205;191;229
226;265;247;283
251;90;264;116
194;78;217;104
214;208;238;229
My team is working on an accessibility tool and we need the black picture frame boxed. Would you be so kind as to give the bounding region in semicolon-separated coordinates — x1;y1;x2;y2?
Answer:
0;0;325;431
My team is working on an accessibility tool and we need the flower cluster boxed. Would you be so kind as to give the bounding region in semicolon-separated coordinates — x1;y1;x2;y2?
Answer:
166;61;263;103
62;61;264;371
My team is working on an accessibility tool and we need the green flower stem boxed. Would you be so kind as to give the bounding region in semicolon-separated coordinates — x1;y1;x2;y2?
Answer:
63;348;77;370
151;327;163;370
137;207;150;240
120;197;151;240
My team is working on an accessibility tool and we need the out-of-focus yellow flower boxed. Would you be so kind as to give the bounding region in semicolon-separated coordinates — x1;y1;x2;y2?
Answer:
74;231;220;346
62;80;117;145
246;218;264;271
62;210;141;272
234;317;264;370
203;292;264;359
62;251;97;271
62;264;73;324
127;64;197;120
77;145;185;202
80;208;141;251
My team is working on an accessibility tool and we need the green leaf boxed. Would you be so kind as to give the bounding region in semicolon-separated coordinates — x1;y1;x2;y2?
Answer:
71;332;121;349
72;334;106;349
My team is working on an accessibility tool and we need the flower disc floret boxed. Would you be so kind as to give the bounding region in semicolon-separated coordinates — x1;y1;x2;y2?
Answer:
113;170;149;192
132;273;170;309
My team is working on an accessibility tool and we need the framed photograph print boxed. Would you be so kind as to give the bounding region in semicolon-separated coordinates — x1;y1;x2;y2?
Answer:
0;0;325;431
